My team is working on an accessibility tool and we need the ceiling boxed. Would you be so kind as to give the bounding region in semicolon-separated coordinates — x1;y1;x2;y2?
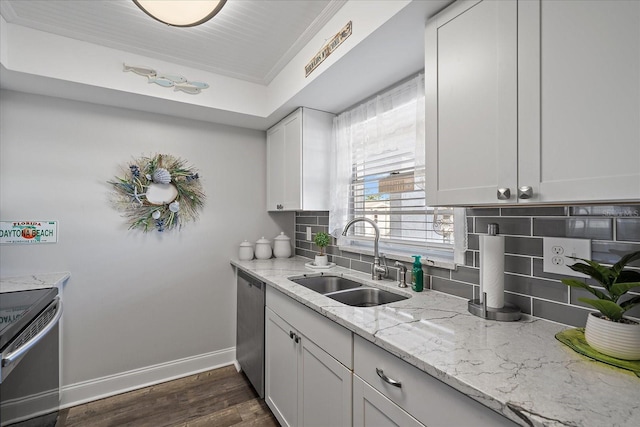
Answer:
0;0;346;85
0;0;453;128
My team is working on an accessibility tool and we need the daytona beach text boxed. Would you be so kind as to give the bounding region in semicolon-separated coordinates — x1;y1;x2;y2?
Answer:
0;228;55;238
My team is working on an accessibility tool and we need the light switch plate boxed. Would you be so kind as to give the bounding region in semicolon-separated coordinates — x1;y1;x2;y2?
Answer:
306;226;312;241
543;237;591;277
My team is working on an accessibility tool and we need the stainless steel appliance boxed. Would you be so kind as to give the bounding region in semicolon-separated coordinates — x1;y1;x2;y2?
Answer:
236;269;265;398
0;288;63;427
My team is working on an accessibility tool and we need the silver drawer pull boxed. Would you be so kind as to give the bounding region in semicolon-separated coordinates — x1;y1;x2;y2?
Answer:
497;187;511;200
518;186;533;199
376;368;402;388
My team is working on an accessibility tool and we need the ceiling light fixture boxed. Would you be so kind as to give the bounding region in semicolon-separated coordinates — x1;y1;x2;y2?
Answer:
133;0;227;27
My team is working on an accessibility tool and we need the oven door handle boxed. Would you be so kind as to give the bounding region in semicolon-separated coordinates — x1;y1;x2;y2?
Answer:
2;297;63;367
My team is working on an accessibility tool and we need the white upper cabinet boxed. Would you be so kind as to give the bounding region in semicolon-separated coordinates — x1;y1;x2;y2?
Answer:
426;0;640;205
518;0;640;203
426;0;517;206
266;107;334;211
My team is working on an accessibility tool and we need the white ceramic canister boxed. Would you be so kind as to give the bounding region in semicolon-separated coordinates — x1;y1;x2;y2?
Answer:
238;240;254;261
255;237;272;260
273;232;292;258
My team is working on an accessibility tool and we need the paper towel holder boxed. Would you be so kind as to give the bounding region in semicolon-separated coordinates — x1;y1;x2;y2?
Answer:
468;292;522;321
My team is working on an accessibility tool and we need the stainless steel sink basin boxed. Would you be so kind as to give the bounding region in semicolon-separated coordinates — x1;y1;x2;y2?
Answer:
290;275;363;294
325;288;408;307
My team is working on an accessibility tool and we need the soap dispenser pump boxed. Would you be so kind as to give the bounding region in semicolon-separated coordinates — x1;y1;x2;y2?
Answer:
411;255;423;292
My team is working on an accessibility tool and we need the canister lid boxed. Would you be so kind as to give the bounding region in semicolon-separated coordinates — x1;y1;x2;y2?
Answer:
274;232;290;241
256;236;270;244
239;240;252;247
487;223;499;236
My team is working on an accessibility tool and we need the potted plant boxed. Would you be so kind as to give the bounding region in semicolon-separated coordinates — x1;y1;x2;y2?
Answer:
313;232;331;266
562;250;640;360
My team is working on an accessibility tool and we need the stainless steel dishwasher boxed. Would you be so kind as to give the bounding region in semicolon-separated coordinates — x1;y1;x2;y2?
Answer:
236;269;265;398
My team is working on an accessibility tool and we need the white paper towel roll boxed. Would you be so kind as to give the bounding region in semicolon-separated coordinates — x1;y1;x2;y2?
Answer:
480;234;505;309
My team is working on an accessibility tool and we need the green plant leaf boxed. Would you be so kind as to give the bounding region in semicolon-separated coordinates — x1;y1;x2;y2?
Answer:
566;259;614;287
609;282;640;302
578;298;624;321
561;279;611;301
612;250;640;276
620;295;640;314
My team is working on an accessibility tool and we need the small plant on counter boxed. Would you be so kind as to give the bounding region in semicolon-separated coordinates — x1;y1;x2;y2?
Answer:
313;232;331;256
561;250;640;361
562;250;640;322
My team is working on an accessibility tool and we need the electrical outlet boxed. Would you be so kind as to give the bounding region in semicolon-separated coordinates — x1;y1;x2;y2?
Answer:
551;246;564;255
306;226;312;241
543;237;591;277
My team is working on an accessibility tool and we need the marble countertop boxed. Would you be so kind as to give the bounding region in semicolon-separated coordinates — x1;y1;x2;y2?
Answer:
231;257;640;427
0;272;70;293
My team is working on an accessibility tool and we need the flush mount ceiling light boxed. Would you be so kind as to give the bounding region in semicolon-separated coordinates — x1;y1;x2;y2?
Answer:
133;0;227;27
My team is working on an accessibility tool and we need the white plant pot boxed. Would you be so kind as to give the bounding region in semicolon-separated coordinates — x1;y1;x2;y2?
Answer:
584;312;640;360
314;255;328;266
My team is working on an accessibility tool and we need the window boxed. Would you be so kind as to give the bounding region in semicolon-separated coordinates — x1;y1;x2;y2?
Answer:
329;74;466;264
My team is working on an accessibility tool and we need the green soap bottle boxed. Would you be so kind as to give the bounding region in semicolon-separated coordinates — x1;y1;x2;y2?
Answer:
411;255;423;292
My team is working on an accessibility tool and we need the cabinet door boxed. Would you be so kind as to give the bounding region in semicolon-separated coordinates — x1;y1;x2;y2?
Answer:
426;0;518;205
298;334;352;427
282;110;303;210
265;308;298;427
353;375;423;427
519;0;640;203
267;124;286;211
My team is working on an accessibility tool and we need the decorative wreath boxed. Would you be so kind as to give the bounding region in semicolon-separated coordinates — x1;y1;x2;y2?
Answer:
108;154;205;232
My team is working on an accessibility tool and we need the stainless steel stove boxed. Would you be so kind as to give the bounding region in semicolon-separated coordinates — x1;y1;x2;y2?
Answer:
0;288;62;427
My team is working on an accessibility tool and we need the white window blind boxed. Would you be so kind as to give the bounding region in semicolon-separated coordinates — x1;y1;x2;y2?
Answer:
329;74;466;261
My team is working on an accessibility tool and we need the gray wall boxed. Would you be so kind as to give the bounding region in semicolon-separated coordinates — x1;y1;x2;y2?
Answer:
0;90;293;401
295;207;640;327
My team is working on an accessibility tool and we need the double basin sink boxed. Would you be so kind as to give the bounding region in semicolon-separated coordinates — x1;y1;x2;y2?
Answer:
289;275;408;307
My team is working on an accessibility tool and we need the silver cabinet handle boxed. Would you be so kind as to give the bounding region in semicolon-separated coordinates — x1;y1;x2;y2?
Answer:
518;186;533;199
497;188;511;200
376;368;402;388
289;331;300;343
3;298;63;366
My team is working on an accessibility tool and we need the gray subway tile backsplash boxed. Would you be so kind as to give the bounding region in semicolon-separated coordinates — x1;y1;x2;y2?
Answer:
504;255;531;275
532;299;590;328
533;218;613;240
504;274;568;302
476;217;532;236
591;241;640;267
569;205;640;217
504;236;543;257
450;265;479;285
502;206;567;217
431;277;474;299
617;218;640;242
295;204;640;328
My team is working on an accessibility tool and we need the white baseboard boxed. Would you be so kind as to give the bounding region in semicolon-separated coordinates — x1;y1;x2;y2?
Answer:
60;347;236;409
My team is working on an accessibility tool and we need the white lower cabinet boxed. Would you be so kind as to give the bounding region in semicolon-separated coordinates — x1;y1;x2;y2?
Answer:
353;375;422;427
265;308;299;426
264;285;516;427
265;287;352;427
354;336;517;427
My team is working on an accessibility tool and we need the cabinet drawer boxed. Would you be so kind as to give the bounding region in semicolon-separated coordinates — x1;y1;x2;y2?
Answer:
353;375;423;427
266;286;352;368
354;335;516;427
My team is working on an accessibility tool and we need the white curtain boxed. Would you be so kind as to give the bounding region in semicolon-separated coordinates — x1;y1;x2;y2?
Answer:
329;74;425;240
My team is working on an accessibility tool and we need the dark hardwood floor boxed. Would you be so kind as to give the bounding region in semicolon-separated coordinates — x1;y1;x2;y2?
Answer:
56;366;278;427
